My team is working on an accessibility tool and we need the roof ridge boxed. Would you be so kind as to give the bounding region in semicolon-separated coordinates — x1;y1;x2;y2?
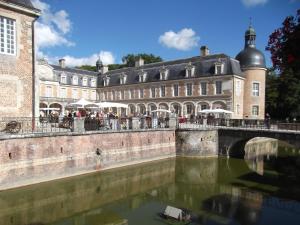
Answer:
50;64;99;74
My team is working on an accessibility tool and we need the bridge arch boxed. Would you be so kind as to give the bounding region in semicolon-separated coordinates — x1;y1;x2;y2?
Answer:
218;128;300;158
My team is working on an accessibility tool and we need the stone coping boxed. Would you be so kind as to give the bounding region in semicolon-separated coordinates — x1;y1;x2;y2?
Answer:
0;128;175;141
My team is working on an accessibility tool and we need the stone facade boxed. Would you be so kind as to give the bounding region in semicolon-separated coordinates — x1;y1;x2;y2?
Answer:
0;1;39;117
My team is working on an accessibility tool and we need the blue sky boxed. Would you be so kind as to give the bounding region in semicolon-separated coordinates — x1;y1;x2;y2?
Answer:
32;0;300;67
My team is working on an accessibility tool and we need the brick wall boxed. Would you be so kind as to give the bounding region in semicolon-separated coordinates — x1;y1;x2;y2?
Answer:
0;129;176;190
0;7;36;117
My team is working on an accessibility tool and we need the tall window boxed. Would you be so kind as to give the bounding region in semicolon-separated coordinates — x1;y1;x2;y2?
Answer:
72;76;78;85
201;104;208;110
72;89;78;99
236;80;241;96
151;87;156;98
201;82;207;95
173;84;179;97
252;105;259;116
215;81;222;95
91;91;96;100
139;88;144;99
129;89;134;99
0;16;16;55
186;83;193;96
46;86;52;97
236;104;240;114
160;85;165;97
60;88;66;98
121;90;125;100
112;91;115;100
252;82;260;96
186;104;193;114
82;89;88;99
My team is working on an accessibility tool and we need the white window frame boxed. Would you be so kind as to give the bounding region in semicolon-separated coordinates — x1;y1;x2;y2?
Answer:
186;83;193;96
72;89;78;99
236;80;241;96
252;105;259;116
91;78;96;87
82;77;88;86
200;82;207;96
91;90;96;100
160;85;166;97
61;75;67;84
173;84;179;97
215;81;222;95
139;88;144;99
82;89;88;99
252;82;260;97
214;63;224;75
72;76;78;85
151;87;156;98
46;86;52;97
60;87;66;98
0;16;16;55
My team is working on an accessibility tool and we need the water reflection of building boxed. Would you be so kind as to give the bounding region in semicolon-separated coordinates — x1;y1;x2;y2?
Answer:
244;137;278;175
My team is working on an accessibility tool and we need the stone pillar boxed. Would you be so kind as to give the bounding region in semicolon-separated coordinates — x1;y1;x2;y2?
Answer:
169;117;177;128
132;117;140;129
72;118;85;132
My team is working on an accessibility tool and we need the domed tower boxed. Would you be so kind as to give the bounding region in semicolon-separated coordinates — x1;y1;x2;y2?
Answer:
236;25;266;120
96;57;103;72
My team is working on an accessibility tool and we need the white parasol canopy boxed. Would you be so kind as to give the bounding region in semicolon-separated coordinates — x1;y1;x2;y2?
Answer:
67;98;98;108
40;107;60;111
96;102;128;108
151;109;172;113
199;108;233;114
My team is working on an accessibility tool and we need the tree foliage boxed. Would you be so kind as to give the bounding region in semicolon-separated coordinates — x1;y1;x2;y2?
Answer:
265;9;300;120
76;53;163;72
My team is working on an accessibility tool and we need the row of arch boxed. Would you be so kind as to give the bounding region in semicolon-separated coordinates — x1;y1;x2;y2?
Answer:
127;101;228;116
40;100;228;116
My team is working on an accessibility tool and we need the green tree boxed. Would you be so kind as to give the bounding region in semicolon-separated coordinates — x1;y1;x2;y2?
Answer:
77;53;163;72
265;9;300;119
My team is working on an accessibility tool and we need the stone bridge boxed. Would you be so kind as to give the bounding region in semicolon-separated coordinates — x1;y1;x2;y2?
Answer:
218;127;300;158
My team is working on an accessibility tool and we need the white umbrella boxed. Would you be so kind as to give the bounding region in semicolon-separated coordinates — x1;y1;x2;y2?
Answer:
151;109;171;113
68;98;97;108
199;109;233;114
40;107;60;111
96;102;128;108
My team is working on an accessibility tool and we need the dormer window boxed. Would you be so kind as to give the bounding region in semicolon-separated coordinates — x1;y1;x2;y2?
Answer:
60;74;67;84
185;62;195;78
82;77;88;86
91;78;96;87
103;75;110;87
214;60;224;75
138;70;147;82
120;73;127;84
72;75;78;85
160;66;169;80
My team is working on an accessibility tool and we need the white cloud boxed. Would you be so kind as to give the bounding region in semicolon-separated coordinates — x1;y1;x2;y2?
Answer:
241;0;268;7
159;28;199;51
32;0;73;49
47;51;115;67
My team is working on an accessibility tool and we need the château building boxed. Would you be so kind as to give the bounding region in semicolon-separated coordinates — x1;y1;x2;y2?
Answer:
38;25;266;120
0;0;40;117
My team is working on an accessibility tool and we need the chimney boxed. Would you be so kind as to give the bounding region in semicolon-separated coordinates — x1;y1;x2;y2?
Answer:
59;58;66;68
101;65;109;74
135;57;144;67
200;46;210;57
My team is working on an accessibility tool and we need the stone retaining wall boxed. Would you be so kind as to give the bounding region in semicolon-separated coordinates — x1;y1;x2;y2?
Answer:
0;129;176;190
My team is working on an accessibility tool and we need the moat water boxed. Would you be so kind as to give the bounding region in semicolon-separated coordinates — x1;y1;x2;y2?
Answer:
1;138;300;225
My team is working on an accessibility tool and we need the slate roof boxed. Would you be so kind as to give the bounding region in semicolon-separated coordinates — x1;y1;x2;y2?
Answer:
51;65;99;76
2;0;38;10
99;54;243;87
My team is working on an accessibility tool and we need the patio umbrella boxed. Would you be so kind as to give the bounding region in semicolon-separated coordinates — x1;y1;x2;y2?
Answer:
96;102;128;108
151;109;172;113
199;109;233;114
67;98;98;108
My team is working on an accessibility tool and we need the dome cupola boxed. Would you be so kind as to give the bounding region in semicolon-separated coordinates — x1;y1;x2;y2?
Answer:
236;25;266;69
